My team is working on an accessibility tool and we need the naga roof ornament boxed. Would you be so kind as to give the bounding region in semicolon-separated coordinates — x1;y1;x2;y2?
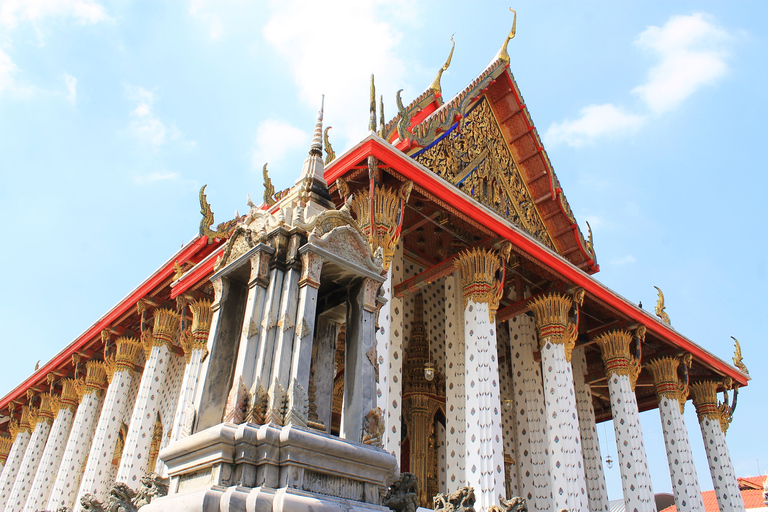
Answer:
495;9;517;63
654;286;671;325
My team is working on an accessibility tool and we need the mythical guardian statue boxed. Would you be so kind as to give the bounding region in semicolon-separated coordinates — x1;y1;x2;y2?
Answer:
132;472;169;507
488;496;528;512
80;482;137;512
433;486;476;512
382;473;419;512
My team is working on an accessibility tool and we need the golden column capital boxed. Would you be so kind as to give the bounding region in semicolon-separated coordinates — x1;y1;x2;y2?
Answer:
37;393;55;424
181;300;212;362
23;405;38;433
596;329;642;391
646;357;685;410
455;245;508;320
144;308;180;359
529;292;579;360
105;337;144;382
690;380;732;433
0;436;12;465
60;378;80;412
83;360;108;396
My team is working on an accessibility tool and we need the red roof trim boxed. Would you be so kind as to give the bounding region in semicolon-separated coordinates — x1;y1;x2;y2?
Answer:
0;236;221;411
325;137;747;386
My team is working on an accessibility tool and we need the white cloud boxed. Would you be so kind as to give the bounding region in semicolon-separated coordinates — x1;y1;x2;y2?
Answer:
133;171;181;186
609;254;637;266
546;13;730;148
63;72;76;104
545;104;646;148
0;0;110;29
126;86;193;149
0;48;18;94
252;119;308;171
189;0;223;40
263;0;412;149
632;13;730;115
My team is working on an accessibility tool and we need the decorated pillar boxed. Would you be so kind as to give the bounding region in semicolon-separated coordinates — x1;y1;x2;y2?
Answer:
46;363;107;511
341;277;382;443
116;308;180;487
529;291;588;512
508;313;550;512
454;246;506;511
23;380;79;512
75;340;143;508
445;270;466;489
596;330;654;512
690;380;744;512
230;244;273;391
572;348;609;512
169;300;213;444
4;394;54;512
0;405;32;511
286;247;324;427
646;356;704;512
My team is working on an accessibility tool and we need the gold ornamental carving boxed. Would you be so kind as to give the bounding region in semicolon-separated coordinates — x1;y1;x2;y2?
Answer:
654;286;671;325
455;244;510;321
0;436;12;465
690;381;731;433
19;405;34;434
143;308;180;359
198;185;238;243
646;355;691;412
414;98;555;249
147;413;163;472
340;177;413;272
596;330;642;391
84;360;108;395
529;291;582;362
7;418;19;440
181;300;212;362
60;378;80;411
105;337;144;382
37;393;55;424
731;337;749;374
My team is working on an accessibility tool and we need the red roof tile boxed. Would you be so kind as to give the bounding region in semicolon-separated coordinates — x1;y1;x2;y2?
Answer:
660;485;766;511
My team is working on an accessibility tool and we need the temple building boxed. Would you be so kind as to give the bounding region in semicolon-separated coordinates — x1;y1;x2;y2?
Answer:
0;15;750;512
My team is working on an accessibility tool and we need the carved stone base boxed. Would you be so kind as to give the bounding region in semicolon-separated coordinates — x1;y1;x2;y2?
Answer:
147;422;397;512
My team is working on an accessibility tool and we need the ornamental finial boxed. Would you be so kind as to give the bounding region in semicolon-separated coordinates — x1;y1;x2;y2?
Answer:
731;336;749;374
653;286;671;325
495;9;517;63
323;127;336;164
310;95;324;156
429;35;455;94
369;75;376;132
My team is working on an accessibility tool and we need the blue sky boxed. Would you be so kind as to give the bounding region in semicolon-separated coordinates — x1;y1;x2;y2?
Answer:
1;0;766;501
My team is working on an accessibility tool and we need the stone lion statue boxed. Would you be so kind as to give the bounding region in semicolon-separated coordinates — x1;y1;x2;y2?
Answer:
132;472;169;507
79;483;137;512
382;472;419;512
434;486;475;512
488;496;528;512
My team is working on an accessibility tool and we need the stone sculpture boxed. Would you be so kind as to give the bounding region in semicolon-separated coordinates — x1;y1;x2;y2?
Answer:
488;496;528;512
132;472;169;506
382;472;419;512
433;486;475;512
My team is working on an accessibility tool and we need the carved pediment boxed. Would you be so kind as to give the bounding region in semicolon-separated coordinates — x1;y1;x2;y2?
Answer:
413;97;555;250
215;228;256;271
309;224;383;276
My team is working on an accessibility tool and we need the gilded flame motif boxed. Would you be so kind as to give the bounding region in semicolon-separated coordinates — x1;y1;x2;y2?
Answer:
595;330;642;391
105;337;144;382
731;336;749;374
323;126;336;164
199;185;239;243
414;99;554;249
690;380;736;433
646;356;691;412
180;300;213;362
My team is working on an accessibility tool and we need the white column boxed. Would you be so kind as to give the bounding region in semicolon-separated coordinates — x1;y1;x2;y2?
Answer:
23;381;79;512
596;330;655;512
76;340;143;508
690;381;745;512
116;308;180;487
46;364;107;511
445;270;465;489
5;395;54;512
169;300;213;444
646;357;705;512
508;314;550;512
383;244;405;464
529;292;588;512
0;407;33;510
573;348;609;512
456;248;505;511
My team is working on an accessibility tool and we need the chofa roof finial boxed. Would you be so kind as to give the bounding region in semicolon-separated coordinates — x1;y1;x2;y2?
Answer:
495;8;517;63
430;35;456;94
369;74;376;132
